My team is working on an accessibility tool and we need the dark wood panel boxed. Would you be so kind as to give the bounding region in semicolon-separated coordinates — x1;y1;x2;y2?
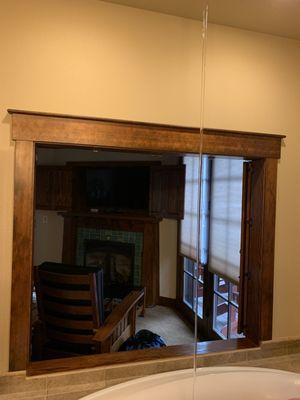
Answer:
38;270;90;285
142;222;159;306
47;330;94;345
258;159;278;340
43;301;93;315
157;296;177;308
238;162;252;334
59;212;160;223
42;286;91;300
204;129;283;159
44;315;94;330
9;110;284;159
10;141;35;371
27;338;255;376
35;166;72;210
150;165;185;219
246;158;278;342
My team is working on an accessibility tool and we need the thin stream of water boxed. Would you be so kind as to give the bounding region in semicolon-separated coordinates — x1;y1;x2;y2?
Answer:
192;5;208;399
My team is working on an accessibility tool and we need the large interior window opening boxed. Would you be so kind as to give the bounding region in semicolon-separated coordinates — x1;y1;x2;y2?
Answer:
8;110;283;373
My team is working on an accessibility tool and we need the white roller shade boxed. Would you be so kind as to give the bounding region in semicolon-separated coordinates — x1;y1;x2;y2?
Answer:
209;158;243;284
180;156;200;262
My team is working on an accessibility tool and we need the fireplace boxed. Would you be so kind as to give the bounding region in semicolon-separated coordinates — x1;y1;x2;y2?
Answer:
84;239;135;298
61;213;160;306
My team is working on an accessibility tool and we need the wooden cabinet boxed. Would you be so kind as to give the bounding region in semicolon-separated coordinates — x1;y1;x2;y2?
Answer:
35;166;72;210
150;165;185;219
35;163;185;218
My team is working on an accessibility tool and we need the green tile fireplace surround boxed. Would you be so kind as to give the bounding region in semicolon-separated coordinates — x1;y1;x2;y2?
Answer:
76;227;143;287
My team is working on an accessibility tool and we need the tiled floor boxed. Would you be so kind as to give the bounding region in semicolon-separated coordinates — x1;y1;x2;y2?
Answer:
136;305;194;345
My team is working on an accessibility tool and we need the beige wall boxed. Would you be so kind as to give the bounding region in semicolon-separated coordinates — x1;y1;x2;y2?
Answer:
205;24;300;340
159;219;178;299
0;0;300;372
33;211;64;266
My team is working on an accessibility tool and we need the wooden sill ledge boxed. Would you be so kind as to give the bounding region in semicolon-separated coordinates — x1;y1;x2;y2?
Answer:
27;338;256;376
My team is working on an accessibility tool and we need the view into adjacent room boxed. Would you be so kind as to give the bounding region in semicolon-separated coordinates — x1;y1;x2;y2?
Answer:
31;145;246;361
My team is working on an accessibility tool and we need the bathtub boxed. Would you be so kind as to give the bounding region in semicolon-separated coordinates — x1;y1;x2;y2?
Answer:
80;367;300;400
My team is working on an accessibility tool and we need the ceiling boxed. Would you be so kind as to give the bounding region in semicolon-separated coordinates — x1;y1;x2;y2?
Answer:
102;0;300;41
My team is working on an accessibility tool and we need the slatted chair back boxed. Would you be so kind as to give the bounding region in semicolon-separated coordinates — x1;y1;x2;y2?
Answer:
34;262;104;356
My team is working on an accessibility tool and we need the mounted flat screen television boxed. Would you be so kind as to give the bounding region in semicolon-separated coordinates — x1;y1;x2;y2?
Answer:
86;166;150;211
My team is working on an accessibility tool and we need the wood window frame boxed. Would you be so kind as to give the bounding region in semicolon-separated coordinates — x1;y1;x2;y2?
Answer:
8;109;284;374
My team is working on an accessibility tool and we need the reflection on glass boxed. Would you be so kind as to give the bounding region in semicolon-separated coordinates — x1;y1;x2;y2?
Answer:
213;274;244;339
229;304;240;338
198;263;205;282
230;284;239;306
197;282;204;318
213;294;228;339
184;271;194;309
183;257;204;319
214;275;229;300
184;257;195;276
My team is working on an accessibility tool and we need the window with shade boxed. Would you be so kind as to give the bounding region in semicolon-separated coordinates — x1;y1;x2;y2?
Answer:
209;158;244;339
180;155;246;340
180;155;210;320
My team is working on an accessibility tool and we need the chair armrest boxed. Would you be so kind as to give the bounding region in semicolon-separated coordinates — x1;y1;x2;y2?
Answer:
93;288;145;343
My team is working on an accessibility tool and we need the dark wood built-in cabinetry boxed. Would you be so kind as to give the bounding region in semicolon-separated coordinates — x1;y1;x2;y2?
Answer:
150;165;185;219
36;166;72;210
35;162;185;220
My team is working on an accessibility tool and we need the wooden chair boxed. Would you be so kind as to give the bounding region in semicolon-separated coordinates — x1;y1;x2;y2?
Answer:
33;262;145;360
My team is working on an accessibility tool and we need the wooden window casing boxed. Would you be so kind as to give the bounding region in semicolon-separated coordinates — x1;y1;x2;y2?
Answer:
8;109;284;375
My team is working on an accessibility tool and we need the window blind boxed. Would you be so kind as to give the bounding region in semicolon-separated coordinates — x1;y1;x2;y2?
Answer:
208;158;244;284
199;156;210;266
180;156;200;262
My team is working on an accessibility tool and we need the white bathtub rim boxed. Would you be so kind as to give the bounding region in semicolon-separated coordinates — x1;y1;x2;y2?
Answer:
80;366;300;400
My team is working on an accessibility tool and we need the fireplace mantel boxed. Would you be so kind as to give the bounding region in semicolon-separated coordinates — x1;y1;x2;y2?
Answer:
59;211;161;223
60;212;160;306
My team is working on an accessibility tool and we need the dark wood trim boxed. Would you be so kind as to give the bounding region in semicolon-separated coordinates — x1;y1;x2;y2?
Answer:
10;141;35;371
27;338;255;376
245;158;278;342
66;161;162;167
238;162;252;333
9;110;284;158
59;211;160;223
8;109;285;139
157;296;177;308
8;110;283;372
259;159;278;340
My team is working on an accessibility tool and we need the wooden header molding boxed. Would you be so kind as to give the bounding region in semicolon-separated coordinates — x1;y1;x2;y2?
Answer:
8;109;285;158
